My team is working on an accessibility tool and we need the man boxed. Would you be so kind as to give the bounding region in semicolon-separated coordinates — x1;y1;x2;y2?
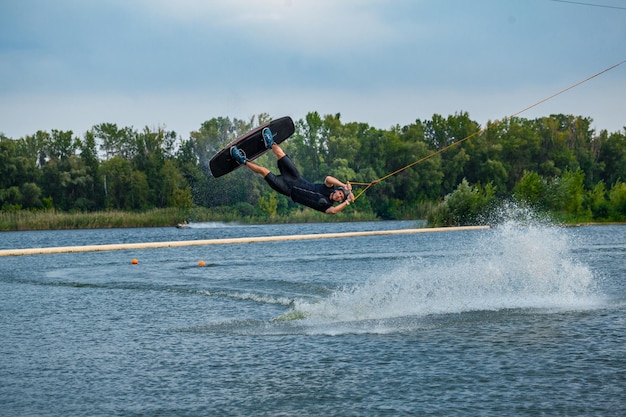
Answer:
230;127;354;214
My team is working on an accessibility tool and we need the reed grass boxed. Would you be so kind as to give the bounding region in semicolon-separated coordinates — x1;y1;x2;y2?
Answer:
0;208;189;231
0;207;380;231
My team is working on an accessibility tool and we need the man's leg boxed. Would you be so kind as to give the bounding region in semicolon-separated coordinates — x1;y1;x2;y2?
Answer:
270;144;286;160
243;160;270;177
262;127;287;161
246;144;286;177
230;143;287;178
230;143;294;196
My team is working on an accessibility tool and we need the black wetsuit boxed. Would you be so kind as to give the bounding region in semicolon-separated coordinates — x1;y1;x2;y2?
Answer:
264;155;335;213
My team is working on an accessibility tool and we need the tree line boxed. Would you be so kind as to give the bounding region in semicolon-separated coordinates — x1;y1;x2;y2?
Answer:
1;111;625;225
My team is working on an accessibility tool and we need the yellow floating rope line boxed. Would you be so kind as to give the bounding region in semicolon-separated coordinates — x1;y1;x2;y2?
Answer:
349;60;626;202
0;226;490;256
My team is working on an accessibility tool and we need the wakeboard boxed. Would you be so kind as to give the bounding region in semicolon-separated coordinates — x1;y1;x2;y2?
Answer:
209;116;295;178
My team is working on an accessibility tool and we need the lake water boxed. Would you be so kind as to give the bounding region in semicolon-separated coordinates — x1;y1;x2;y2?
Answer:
1;213;624;416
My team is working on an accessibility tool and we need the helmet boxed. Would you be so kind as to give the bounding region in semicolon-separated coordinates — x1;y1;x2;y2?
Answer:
336;187;351;202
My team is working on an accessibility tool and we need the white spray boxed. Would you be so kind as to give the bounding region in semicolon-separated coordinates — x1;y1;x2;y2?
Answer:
291;204;597;324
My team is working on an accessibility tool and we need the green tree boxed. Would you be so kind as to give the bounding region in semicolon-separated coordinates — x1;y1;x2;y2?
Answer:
20;182;43;209
190;116;237;176
608;180;626;220
175;138;211;207
291;111;326;180
16;131;49;169
587;181;609;220
0;186;22;211
161;159;192;209
257;191;278;217
479;159;508;195
100;156;132;209
39;132;96;212
514;171;545;207
429;178;496;226
189;116;257;208
0;139;19;189
78;131;101;209
597;130;626;186
134;127;169;207
46;129;78;161
559;169;586;215
129;170;150;210
536;115;593;181
495;117;542;190
93;123;136;160
423;112;479;195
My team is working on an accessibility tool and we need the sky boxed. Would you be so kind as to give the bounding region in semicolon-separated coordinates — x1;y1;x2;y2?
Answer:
1;0;625;140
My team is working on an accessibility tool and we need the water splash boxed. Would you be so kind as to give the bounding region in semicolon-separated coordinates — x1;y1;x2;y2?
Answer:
286;204;598;324
184;221;234;229
197;289;294;307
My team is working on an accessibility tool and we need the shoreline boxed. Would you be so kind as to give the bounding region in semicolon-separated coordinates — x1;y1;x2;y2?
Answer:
0;208;623;233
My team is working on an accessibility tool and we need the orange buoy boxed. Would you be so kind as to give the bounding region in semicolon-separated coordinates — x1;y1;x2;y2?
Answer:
131;258;138;264
198;260;206;267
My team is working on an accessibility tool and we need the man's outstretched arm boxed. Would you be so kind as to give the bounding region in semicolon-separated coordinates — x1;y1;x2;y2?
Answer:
324;176;352;191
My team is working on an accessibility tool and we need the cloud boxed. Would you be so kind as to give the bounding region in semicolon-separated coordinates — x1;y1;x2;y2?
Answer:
132;0;406;54
2;71;623;141
1;0;624;139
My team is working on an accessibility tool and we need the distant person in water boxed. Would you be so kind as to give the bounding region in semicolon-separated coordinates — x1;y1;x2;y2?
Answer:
230;128;354;214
